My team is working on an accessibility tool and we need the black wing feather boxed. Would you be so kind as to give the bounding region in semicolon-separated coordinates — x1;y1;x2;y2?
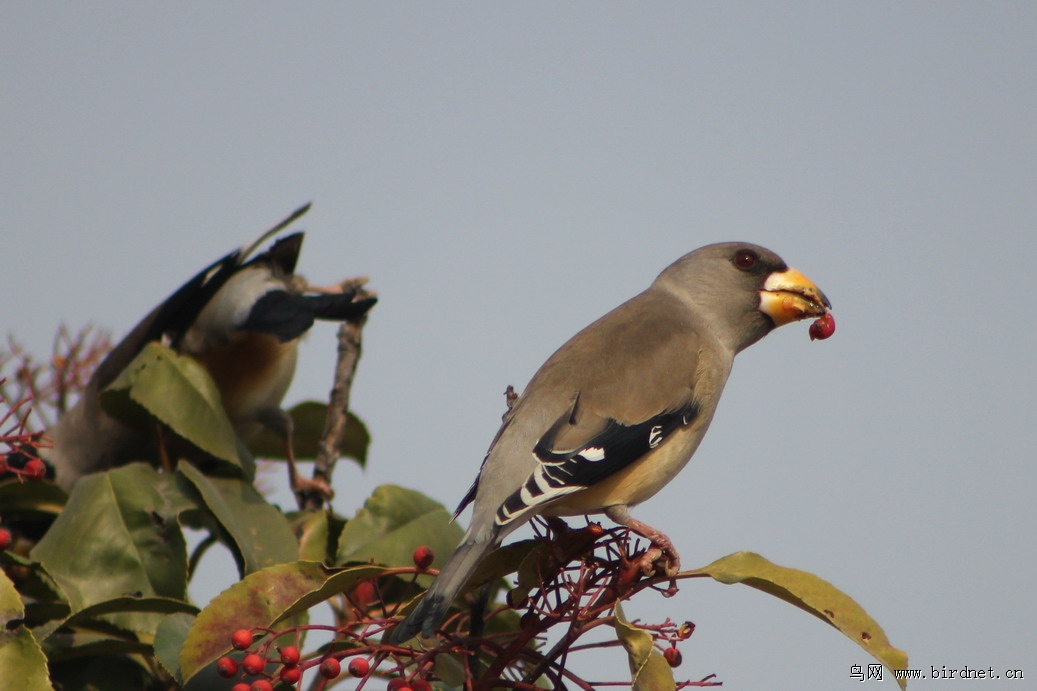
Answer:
495;400;699;526
242;290;377;342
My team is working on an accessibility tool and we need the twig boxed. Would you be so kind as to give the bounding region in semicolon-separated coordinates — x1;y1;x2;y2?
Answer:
302;314;367;511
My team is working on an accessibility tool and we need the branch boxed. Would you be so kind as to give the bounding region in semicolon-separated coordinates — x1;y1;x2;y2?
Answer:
301;313;367;511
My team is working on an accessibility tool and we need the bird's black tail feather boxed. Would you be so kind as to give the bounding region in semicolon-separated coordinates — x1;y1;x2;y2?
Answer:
387;537;495;644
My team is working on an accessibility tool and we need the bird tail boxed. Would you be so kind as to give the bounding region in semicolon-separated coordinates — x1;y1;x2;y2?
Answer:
387;535;496;644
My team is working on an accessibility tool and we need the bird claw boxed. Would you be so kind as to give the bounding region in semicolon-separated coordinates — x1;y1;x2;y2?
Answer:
637;544;680;578
294;275;371;296
292;475;335;502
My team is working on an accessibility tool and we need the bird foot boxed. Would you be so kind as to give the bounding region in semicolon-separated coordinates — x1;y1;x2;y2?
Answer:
295;275;371;295
637;544;681;578
292;475;335;502
603;507;681;577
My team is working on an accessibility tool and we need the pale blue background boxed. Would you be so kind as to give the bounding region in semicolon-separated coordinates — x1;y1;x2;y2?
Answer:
3;3;1034;688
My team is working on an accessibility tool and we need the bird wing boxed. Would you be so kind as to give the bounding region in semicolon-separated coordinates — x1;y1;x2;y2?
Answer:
467;289;729;530
494;393;700;527
87;205;311;392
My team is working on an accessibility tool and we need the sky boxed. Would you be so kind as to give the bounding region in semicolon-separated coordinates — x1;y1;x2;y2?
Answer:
3;3;1035;688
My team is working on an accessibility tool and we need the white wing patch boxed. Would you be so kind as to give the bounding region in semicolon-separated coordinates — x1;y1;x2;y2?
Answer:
648;425;663;448
497;463;581;525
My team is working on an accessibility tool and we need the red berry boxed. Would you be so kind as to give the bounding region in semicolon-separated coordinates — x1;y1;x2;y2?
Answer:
0;456;9;474
22;458;46;481
387;680;410;691
409;680;432;691
216;656;239;678
412;545;434;570
242;653;265;675
663;646;683;668
279;666;302;684
809;312;836;341
352;580;377;606
279;645;300;667
231;628;253;650
320;658;342;679
0;528;11;551
347;657;369;677
250;681;273;691
586;522;605;537
232;684;251;691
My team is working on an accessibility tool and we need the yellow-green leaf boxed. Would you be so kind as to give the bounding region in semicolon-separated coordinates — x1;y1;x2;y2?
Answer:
0;571;54;691
180;561;385;682
687;551;908;689
613;602;676;691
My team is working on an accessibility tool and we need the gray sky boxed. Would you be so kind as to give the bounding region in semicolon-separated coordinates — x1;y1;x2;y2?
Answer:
3;3;1035;688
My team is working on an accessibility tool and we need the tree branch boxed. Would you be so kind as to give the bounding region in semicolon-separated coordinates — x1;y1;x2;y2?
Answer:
301;313;367;511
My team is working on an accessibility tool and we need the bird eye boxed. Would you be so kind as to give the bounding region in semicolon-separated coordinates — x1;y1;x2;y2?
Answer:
734;250;757;269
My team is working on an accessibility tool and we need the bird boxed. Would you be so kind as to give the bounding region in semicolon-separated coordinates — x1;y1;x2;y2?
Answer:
388;242;832;643
43;204;376;498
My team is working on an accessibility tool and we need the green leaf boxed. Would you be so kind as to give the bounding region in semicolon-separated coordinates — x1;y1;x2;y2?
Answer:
177;462;298;575
613;602;676;691
0;630;55;691
0;568;52;684
292;510;332;562
100;341;241;466
335;485;464;573
50;655;152;690
248;401;370;466
30;463;191;634
467;539;543;592
434;653;467;687
459;539;545;621
687;551;909;689
180;561;386;682
2;556;29;626
0;571;54;691
41;632;153;664
65;596;198;627
154;612;196;683
0;478;67;517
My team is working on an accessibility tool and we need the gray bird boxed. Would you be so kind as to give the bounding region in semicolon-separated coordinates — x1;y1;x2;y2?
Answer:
44;205;376;497
388;242;832;643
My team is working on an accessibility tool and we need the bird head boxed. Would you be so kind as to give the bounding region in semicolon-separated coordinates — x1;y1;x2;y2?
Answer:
654;242;831;353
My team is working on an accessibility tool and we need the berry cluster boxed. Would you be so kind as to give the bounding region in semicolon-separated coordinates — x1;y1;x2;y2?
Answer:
1;392;49;484
470;520;712;688
0;406;49;552
209;533;715;689
213;546;440;690
217;628;344;691
0;453;47;482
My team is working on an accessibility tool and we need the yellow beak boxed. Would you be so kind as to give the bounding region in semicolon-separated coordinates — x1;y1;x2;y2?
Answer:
758;268;831;326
